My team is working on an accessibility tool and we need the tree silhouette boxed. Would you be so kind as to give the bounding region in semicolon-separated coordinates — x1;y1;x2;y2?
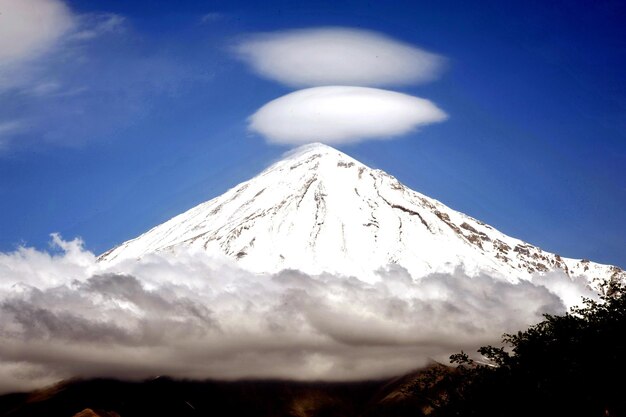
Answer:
436;281;626;417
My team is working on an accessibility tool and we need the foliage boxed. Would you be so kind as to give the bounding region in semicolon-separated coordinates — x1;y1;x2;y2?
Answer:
436;281;626;417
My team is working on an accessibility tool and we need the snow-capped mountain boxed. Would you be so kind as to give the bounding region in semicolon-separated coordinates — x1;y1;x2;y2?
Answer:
99;143;624;288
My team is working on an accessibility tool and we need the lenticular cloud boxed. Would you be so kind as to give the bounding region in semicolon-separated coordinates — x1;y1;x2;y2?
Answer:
237;27;450;146
249;86;448;145
0;235;599;393
235;27;445;87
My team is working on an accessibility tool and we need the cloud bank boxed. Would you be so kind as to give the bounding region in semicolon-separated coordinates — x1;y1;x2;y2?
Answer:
0;235;598;393
249;86;447;145
235;27;445;87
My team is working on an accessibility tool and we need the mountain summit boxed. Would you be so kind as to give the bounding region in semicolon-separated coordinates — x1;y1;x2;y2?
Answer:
99;143;623;287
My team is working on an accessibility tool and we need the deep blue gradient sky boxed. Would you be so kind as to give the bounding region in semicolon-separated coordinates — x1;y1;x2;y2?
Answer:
1;0;624;267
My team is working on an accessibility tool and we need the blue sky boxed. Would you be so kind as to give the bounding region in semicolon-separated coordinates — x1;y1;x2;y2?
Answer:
0;0;624;268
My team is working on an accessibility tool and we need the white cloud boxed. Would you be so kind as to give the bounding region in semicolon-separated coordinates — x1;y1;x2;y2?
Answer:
0;1;183;153
0;120;23;136
201;12;223;23
0;120;25;150
235;27;445;87
71;13;126;40
249;86;447;145
0;1;128;94
0;0;75;65
0;235;596;393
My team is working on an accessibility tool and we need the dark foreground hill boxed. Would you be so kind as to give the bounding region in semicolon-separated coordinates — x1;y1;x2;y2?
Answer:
0;366;451;417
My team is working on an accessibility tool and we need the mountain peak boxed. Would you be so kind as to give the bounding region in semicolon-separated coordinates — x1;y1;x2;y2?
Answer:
258;142;366;183
277;142;355;164
99;146;624;289
287;142;336;153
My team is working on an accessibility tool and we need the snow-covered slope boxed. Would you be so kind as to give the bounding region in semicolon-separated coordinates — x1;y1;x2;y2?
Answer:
99;143;624;288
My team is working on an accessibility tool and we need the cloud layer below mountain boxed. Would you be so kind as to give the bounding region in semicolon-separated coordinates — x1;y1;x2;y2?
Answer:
0;235;598;393
235;27;445;87
249;86;447;145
